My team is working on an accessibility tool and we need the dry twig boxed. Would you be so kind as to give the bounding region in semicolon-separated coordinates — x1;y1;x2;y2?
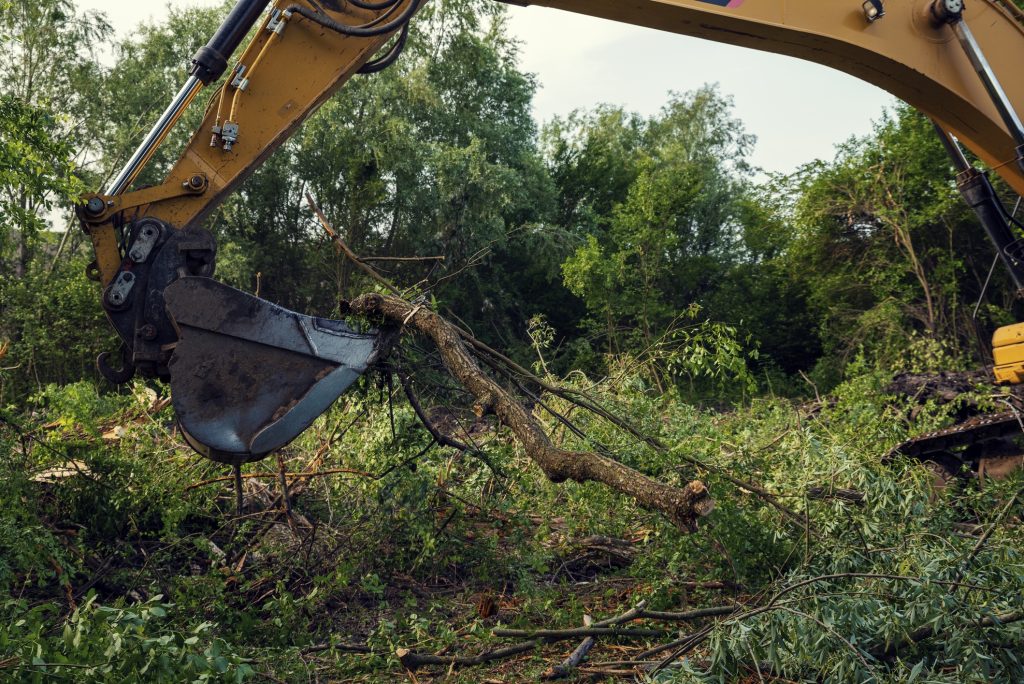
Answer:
493;627;667;640
396;643;538;671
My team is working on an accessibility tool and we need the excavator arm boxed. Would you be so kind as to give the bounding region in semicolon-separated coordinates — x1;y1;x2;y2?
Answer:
77;0;1024;464
79;0;419;286
78;0;418;464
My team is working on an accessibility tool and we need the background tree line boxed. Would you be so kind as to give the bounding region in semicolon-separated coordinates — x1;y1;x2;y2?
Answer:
2;0;1022;405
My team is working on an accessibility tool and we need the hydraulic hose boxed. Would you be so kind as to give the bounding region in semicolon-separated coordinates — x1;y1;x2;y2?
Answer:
933;122;1024;292
348;0;404;10
286;0;421;37
358;22;409;74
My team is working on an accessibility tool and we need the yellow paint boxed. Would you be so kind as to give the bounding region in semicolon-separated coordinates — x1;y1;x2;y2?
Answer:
91;0;1024;249
88;225;123;288
146;0;402;231
993;322;1024;384
533;0;1024;196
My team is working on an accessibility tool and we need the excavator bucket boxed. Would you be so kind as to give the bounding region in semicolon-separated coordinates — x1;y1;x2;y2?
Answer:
163;277;390;465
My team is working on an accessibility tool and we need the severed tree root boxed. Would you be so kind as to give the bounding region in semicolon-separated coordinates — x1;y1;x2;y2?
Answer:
348;293;714;532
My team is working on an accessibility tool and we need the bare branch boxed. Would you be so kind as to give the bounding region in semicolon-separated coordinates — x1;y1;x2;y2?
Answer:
542;615;596;680
306;192;402;296
492;627;667;640
397;642;539;671
360;255;445;262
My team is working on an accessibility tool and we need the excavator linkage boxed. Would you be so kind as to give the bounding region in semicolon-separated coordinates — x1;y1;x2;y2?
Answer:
164;277;392;465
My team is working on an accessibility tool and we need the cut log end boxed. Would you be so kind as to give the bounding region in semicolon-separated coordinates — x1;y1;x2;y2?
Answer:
676;480;715;531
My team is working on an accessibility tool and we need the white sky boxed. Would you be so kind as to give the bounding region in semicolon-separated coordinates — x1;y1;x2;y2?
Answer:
73;0;897;176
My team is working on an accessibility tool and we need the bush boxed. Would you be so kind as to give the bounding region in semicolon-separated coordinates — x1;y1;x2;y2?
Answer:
1;595;255;682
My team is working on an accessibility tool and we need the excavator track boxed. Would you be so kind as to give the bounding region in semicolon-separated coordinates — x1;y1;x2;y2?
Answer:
882;370;1024;463
886;411;1024;461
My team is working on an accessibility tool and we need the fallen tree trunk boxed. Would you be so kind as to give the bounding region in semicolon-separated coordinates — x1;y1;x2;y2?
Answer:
348;293;714;532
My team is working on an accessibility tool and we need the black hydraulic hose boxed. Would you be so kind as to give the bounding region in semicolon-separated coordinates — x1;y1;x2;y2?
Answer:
356;0;407;30
348;0;404;10
997;200;1024;233
191;0;271;83
932;122;1024;289
358;22;409;73
286;0;421;37
961;172;1024;291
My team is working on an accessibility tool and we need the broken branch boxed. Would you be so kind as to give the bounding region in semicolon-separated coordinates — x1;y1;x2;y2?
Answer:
541;615;596;680
870;608;1023;660
306;196;798;532
360;255;445;262
397;642;538;671
806;486;866;505
348;293;714;531
397;368;504;477
306;193;402;296
492;627;667;640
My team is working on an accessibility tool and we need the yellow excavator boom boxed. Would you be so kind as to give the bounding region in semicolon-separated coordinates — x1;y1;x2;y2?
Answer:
81;0;1024;288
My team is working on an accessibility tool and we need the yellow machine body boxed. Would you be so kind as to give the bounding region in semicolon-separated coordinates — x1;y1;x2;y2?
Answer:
993;323;1024;383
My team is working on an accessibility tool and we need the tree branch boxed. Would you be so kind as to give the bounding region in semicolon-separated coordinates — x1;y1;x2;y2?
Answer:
492;627;667;640
360;255;445;262
348;293;714;532
397;642;538;671
541;615;596;680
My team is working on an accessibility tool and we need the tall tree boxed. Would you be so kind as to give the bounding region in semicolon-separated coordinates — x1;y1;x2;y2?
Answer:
543;105;645;238
788;104;1007;380
0;0;109;275
0;0;117;401
560;88;753;356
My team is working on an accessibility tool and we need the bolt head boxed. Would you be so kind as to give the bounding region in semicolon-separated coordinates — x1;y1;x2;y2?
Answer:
934;0;964;21
86;197;105;215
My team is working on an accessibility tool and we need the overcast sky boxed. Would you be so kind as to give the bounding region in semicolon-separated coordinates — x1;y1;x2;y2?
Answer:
73;0;896;176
